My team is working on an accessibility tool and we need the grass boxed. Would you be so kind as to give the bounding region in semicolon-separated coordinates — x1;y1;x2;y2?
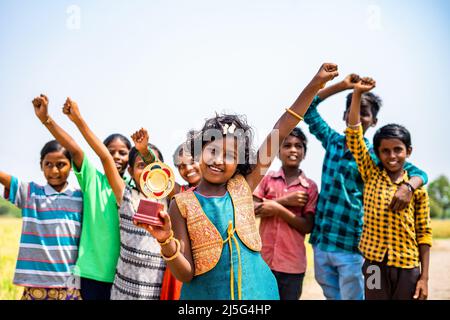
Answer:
0;217;449;300
431;219;450;239
0;217;22;300
0;198;20;218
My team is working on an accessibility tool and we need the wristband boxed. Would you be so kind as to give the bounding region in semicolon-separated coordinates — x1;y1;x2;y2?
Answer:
138;146;157;165
403;181;415;193
157;230;174;246
42;116;52;125
161;238;181;261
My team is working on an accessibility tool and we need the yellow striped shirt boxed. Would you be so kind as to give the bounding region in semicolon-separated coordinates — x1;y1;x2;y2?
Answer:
345;125;432;268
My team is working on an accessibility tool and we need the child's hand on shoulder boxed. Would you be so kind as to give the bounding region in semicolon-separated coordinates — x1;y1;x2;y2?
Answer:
131;128;150;154
32;94;49;123
312;63;339;88
354;77;376;93
342;74;360;89
62;97;81;123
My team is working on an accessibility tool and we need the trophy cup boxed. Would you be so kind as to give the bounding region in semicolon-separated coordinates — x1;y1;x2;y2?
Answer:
133;160;175;227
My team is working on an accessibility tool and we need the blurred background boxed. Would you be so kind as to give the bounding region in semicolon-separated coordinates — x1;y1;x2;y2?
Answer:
1;0;449;299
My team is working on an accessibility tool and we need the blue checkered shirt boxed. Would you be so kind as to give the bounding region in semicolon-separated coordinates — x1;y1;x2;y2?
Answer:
305;96;428;253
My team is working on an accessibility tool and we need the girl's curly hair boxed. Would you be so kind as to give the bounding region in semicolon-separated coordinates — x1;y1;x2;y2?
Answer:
188;113;256;176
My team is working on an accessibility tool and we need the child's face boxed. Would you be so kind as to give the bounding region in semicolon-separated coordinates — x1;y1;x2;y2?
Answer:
41;151;71;191
177;153;201;186
377;138;412;174
129;156;147;191
130;148;160;192
107;138;130;176
279;135;305;169
344;103;377;133
199;136;238;185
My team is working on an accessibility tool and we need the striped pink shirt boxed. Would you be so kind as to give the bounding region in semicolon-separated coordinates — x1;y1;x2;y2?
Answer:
254;169;318;274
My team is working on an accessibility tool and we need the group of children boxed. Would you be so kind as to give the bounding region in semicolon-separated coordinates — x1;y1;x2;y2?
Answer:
0;63;432;301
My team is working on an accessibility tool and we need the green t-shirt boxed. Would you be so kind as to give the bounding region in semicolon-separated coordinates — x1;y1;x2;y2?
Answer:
72;155;120;283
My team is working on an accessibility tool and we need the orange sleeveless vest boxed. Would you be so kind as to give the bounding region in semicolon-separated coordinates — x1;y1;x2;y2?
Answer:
174;174;262;276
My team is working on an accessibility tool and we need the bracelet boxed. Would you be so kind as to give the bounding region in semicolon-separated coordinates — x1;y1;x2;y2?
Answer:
348;122;361;129
41;116;52;125
138;146;157;165
161;238;181;261
403;181;416;193
157;230;174;246
285;108;304;122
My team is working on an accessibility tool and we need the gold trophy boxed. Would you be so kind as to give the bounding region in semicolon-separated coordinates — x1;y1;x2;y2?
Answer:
133;150;175;226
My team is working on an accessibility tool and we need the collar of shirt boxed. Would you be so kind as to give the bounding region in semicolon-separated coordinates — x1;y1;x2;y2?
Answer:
271;168;310;188
380;168;409;186
44;183;76;196
124;175;136;188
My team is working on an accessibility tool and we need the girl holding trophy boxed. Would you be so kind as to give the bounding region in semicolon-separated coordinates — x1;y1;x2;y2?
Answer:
139;63;339;299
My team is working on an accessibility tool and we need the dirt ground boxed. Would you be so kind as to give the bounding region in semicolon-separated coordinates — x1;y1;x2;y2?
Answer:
301;239;450;300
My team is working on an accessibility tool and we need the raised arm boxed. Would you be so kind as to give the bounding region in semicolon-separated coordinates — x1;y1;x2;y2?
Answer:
131;128;156;164
32;94;84;170
245;63;339;191
62;98;125;204
131;128;181;199
345;78;378;183
347;78;376;126
317;73;360;101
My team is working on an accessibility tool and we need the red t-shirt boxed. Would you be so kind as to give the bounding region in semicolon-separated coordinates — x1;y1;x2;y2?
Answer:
254;169;318;274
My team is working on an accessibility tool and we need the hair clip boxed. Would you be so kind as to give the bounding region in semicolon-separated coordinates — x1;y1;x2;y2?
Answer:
222;123;236;135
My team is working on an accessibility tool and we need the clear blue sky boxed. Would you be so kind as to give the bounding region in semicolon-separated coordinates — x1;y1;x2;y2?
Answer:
1;0;449;192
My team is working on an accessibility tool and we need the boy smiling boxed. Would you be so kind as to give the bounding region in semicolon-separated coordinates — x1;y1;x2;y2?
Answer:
345;77;432;300
254;128;318;300
303;74;428;300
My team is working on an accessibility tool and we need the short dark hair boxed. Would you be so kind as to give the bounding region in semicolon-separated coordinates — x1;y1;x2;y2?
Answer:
286;127;308;154
129;143;164;168
40;140;72;165
373;124;412;157
189;113;256;176
346;92;382;119
103;133;132;150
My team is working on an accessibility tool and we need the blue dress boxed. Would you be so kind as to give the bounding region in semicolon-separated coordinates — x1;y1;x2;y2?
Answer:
180;191;279;300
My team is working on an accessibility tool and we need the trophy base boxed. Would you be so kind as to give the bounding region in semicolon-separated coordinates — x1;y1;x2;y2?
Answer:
133;212;164;227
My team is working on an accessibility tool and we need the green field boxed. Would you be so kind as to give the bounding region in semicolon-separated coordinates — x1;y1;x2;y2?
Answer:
431;219;450;239
0;217;22;300
1;217;449;300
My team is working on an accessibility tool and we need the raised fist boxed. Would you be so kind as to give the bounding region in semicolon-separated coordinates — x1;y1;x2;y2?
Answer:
32;94;49;123
343;73;361;89
354;77;376;93
131;128;150;155
314;63;339;88
62;97;81;123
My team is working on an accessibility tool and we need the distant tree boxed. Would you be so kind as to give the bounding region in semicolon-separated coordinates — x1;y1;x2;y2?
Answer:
429;197;443;218
428;175;450;219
